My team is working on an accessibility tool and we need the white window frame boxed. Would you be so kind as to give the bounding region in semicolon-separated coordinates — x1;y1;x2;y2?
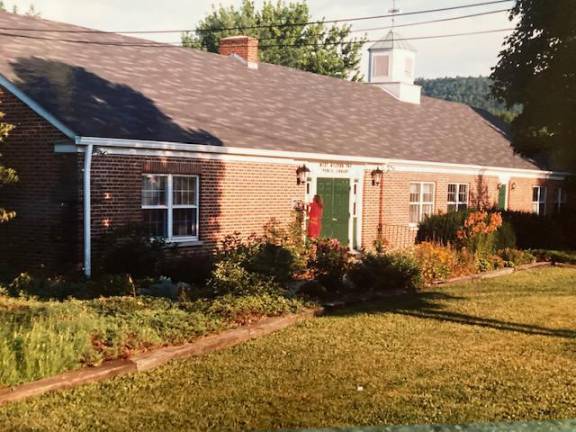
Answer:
532;186;547;215
409;182;436;225
447;183;469;212
556;187;567;212
142;174;200;242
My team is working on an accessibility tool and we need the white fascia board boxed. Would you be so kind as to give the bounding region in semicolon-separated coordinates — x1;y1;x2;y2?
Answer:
75;136;569;180
0;74;77;140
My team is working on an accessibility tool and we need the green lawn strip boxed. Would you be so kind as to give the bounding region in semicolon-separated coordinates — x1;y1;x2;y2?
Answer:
0;293;307;387
0;267;574;431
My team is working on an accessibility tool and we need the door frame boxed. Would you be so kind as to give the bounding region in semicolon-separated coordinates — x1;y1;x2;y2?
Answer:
303;162;365;251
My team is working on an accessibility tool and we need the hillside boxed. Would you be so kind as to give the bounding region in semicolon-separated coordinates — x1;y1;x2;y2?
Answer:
415;76;521;122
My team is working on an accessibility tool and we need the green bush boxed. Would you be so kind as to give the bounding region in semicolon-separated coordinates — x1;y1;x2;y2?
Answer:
207;260;282;297
98;225;166;279
497;248;536;267
217;233;298;284
307;239;350;291
530;249;576;264
348;252;422;294
416;211;469;245
494;221;517;250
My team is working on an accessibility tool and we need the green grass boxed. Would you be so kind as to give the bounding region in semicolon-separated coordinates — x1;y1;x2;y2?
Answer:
1;267;575;431
0;293;306;387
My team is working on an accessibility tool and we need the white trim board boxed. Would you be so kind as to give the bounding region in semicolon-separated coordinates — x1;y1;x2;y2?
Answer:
67;137;568;180
0;75;77;140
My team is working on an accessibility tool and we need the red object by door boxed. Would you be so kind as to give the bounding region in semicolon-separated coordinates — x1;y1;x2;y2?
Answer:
307;201;323;239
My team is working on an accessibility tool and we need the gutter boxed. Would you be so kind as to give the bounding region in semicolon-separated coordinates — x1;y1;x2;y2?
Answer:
81;138;94;278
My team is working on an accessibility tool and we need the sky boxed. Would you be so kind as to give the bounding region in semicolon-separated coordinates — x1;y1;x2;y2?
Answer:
4;0;516;79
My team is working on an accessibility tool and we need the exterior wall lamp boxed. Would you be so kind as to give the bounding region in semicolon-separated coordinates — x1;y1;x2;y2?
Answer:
296;165;310;185
371;167;384;186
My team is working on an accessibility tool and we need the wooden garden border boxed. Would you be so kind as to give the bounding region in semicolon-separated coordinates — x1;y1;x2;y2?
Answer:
0;309;321;406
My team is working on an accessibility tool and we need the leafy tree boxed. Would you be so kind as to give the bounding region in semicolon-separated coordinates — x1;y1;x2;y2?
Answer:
415;76;521;122
0;109;16;223
182;0;366;81
0;1;41;16
491;0;576;170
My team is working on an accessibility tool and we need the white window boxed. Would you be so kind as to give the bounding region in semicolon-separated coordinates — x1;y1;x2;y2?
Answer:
556;187;567;212
532;186;547;215
142;174;199;241
409;182;435;224
447;183;469;212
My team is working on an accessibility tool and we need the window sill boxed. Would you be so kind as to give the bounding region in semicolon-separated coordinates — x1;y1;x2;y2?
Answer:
164;239;204;248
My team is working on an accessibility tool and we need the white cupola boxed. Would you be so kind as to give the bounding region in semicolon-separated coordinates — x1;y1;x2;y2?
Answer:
368;30;421;104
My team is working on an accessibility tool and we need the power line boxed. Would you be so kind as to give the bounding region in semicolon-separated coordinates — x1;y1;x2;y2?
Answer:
0;0;513;35
0;27;515;49
349;8;511;34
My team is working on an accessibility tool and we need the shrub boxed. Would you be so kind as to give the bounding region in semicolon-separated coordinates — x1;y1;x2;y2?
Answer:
348;252;422;293
501;211;566;250
414;242;457;284
207;260;282;297
457;211;503;257
497;248;536;267
417;211;469;245
307;239;350;290
530;249;576;264
494;221;517;250
158;253;213;285
98;225;166;279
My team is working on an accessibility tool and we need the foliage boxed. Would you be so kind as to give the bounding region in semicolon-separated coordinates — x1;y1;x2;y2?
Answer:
0;290;307;387
207;260;282;297
348;251;422;294
0;1;40;16
97;225;166;279
497;248;536;268
182;0;366;81
307;238;350;290
413;242;457;285
530;249;576;265
1;268;574;430
215;230;298;285
456;211;502;257
494;221;517;250
0;106;16;223
157;253;213;286
416;76;521;121
416;211;468;246
491;0;576;171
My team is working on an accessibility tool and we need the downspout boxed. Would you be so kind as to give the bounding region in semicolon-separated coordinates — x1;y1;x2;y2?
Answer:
82;141;94;278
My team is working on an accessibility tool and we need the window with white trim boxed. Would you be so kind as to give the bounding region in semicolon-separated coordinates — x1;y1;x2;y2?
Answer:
532;186;547;215
142;174;199;241
556;187;567;212
409;182;435;224
447;183;469;212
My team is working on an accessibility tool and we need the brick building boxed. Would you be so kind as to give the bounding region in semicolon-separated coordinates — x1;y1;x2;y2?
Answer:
0;12;571;276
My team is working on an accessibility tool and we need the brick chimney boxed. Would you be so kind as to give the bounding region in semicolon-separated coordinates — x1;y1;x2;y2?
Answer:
219;36;259;69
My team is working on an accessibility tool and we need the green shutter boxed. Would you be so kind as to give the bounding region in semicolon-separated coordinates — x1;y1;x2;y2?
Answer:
498;185;507;210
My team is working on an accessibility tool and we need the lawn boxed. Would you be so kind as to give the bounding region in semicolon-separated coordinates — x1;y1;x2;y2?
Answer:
1;267;575;431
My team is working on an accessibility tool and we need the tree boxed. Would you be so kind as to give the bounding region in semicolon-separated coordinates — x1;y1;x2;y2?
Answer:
182;0;366;81
491;0;576;170
0;109;16;223
0;1;41;17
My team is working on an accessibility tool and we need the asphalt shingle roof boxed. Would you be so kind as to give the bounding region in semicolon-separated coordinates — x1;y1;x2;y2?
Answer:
0;11;540;170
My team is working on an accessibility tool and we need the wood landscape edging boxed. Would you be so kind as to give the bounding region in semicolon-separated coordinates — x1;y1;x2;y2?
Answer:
0;308;321;407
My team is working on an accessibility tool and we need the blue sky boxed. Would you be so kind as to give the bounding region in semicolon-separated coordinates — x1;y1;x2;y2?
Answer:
7;0;515;78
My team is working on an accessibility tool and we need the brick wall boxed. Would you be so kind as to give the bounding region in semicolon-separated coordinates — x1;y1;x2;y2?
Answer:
88;155;305;257
0;88;78;274
508;177;566;214
362;171;502;250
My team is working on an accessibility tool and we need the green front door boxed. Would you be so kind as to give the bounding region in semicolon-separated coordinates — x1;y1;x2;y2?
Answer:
316;178;350;245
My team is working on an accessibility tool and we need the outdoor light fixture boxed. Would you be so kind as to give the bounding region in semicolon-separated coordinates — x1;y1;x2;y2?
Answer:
296;165;310;185
371;167;384;186
511;182;517;190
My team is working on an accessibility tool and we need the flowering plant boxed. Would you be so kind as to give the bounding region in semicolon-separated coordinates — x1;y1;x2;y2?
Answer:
456;211;503;258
